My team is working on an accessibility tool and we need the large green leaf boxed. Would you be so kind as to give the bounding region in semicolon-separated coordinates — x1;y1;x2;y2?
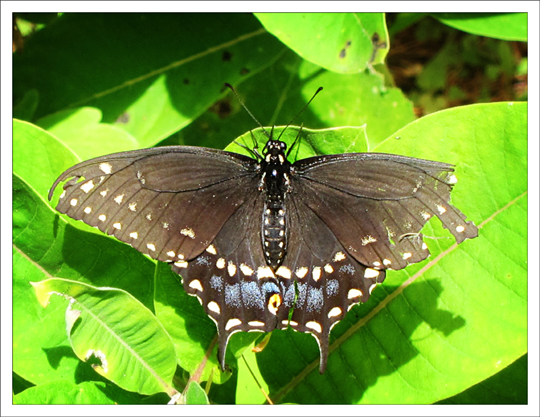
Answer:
13;100;526;403
255;13;389;73
13;13;286;147
13;380;116;405
173;49;414;151
241;102;527;404
36;107;139;160
32;278;177;396
433;13;527;42
12;121;156;387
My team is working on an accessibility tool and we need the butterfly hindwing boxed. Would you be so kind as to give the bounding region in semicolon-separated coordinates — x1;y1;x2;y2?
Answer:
176;189;282;370
275;194;386;372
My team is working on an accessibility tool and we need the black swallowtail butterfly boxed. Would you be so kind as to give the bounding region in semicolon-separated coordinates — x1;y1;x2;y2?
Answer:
49;92;478;374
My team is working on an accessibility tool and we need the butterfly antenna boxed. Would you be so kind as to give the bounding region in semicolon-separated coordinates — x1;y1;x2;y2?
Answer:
276;86;323;142
224;83;271;139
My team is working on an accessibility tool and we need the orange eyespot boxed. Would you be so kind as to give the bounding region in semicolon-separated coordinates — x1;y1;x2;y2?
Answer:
267;293;282;315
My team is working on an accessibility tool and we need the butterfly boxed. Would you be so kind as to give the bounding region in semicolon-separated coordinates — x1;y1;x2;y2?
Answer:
49;88;478;373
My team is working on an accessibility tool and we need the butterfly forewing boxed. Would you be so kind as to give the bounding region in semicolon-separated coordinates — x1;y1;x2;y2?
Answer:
293;153;478;271
50;146;259;262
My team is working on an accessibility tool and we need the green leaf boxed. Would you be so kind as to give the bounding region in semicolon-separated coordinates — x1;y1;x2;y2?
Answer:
13;166;156;386
31;278;178;396
13;380;115;405
13;119;79;199
175;49;414;150
154;262;221;379
13;13;286;146
181;381;210;405
240;102;526;404
437;354;527;404
36;107;138;160
433;13;527;42
255;13;389;73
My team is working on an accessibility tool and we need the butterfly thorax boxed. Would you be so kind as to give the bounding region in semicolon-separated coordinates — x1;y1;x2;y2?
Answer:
259;139;291;270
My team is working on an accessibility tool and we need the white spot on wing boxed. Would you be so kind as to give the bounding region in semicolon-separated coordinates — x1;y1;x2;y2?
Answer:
114;194;124;205
383;259;392;266
167;250;175;257
208;301;220;314
248;320;265;327
324;264;334;274
98;214;107;222
100;190;108;197
436;204;447;214
174;260;188;268
99;162;112;175
276;266;292;279
328;307;342;318
257;266;275;279
189;279;203;292
421;211;431;221
146;243;156;252
348;288;363;299
225;318;242;331
206;244;217;255
333;251;346;262
448;174;458;184
70;198;78;206
312;266;322;282
361;235;377;246
364;268;380;279
84;207;92;214
295;267;308;279
128;202;137;212
306;321;322;333
60;190;66;199
402;252;412;260
227;261;237;277
113;222;122;230
216;258;226;269
456;225;465;233
129;231;138;239
180;228;196;239
80;180;95;193
240;263;254;276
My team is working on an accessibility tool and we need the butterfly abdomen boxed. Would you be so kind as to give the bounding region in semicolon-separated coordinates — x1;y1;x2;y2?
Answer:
262;200;287;269
259;139;292;270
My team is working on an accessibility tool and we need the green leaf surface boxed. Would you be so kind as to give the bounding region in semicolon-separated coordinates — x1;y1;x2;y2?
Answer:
36;107;139;160
13;119;79;199
13;99;526;403
255;13;389;73
12;135;156;387
32;278;177;396
238;102;526;404
13;13;286;146
182;381;210;405
437;353;527;404
13;380;115;405
433;13;527;41
174;50;414;151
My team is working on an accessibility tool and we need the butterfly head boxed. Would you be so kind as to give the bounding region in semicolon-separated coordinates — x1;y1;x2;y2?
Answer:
263;139;288;165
